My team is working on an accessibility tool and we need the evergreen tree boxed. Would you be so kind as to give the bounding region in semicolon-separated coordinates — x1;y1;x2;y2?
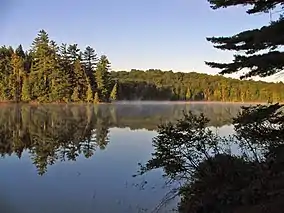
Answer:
71;87;80;102
21;76;31;101
49;40;69;102
73;59;88;101
67;44;80;90
15;45;25;59
30;30;55;102
0;46;14;100
86;83;93;102
206;0;284;79
58;43;73;99
10;53;24;102
94;92;100;104
67;44;80;63
50;69;70;102
109;82;118;101
95;55;111;102
24;51;32;74
82;46;97;91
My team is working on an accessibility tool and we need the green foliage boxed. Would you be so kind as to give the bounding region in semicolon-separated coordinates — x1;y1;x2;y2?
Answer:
73;59;88;100
71;87;80;102
2;28;284;103
0;30;115;103
112;70;284;102
86;83;93;102
110;82;118;101
206;1;284;79
96;55;111;102
10;53;24;102
30;30;54;101
21;76;31;102
83;46;97;91
94;92;100;104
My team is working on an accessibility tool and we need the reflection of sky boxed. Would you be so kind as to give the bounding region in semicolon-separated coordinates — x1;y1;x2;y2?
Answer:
0;128;176;213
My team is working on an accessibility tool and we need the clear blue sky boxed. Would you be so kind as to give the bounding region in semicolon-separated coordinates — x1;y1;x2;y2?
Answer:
1;0;273;78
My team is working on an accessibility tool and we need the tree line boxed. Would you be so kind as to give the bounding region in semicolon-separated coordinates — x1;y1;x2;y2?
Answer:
112;69;284;102
1;29;284;103
0;29;117;103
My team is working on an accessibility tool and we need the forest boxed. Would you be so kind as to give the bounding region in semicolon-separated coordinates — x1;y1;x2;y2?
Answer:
1;29;284;103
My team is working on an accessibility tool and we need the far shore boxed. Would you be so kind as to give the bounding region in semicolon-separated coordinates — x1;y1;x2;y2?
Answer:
0;100;280;105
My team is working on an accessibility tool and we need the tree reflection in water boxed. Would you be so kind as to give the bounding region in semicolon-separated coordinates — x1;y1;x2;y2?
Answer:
0;104;111;175
0;103;242;176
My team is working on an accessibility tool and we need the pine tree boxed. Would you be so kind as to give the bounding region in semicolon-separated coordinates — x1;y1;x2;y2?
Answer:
109;82;118;101
206;1;284;79
86;83;93;102
49;40;69;102
21;76;31;101
10;53;24;102
66;44;81;91
58;43;73;100
30;30;55;102
73;59;88;101
95;55;111;102
82;46;97;91
0;46;14;100
67;44;80;63
15;45;25;59
71;87;80;102
94;92;100;104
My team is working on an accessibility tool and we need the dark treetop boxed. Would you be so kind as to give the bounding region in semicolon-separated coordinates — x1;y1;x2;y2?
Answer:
206;0;284;79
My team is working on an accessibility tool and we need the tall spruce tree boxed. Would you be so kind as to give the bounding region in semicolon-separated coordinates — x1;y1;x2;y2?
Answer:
49;40;67;102
95;55;111;102
82;46;97;92
94;92;100;104
21;76;31;101
73;59;88;101
30;30;55;102
206;1;284;79
59;43;73;100
86;83;93;102
15;45;25;59
71;86;80;102
67;44;81;91
0;46;14;100
67;44;80;63
10;53;24;102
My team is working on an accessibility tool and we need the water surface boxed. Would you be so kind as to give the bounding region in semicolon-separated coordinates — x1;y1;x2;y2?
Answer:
0;102;245;213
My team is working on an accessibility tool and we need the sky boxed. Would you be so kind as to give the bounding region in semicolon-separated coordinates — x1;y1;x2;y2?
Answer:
0;0;279;82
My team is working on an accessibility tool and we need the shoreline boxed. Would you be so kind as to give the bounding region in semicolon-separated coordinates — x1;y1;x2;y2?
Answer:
0;100;281;105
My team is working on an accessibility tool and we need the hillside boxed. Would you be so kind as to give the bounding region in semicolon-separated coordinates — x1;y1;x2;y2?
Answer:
112;69;284;102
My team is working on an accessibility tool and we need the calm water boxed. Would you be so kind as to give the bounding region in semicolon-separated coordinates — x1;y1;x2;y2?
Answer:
0;102;245;213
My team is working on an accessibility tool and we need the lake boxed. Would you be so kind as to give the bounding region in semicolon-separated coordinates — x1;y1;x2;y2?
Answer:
0;102;246;213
